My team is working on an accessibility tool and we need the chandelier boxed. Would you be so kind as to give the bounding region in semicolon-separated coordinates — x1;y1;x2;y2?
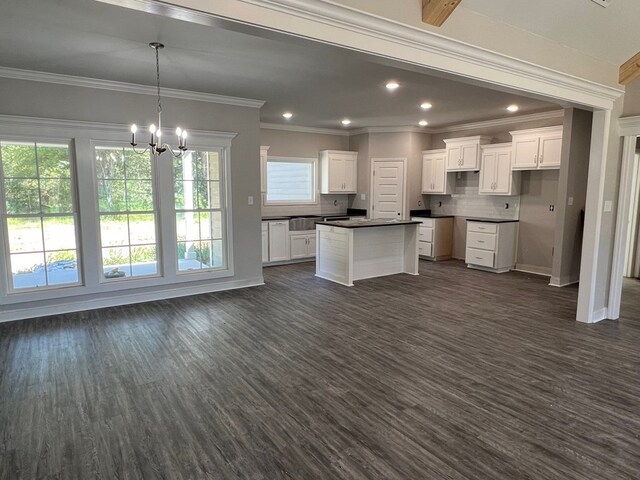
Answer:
130;42;187;157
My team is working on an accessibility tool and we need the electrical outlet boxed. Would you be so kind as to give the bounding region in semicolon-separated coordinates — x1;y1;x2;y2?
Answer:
590;0;612;8
549;204;555;212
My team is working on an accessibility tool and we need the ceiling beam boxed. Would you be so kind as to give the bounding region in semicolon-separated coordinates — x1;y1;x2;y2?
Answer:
620;52;640;85
421;0;462;27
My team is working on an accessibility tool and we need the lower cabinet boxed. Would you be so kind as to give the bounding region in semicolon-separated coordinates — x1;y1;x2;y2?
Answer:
411;216;453;261
465;220;518;273
290;230;316;260
267;220;290;262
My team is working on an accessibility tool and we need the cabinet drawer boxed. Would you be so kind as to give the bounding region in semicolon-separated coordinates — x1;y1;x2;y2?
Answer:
419;227;434;242
418;241;433;257
467;231;497;251
467;222;498;234
411;217;434;227
466;248;495;268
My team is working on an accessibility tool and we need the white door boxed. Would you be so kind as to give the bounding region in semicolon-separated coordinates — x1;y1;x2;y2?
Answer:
328;156;345;192
512;137;539;170
343;156;357;192
268;221;290;262
432;155;447;193
446;145;462;170
290;234;309;259
422;157;434;193
261;223;269;262
371;159;405;219
539;135;563;169
307;233;317;258
460;143;479;170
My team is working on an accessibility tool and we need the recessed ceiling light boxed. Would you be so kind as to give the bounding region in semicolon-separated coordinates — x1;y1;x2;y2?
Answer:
507;105;519;113
341;118;352;126
282;112;293;119
420;102;433;110
385;81;400;91
418;120;429;127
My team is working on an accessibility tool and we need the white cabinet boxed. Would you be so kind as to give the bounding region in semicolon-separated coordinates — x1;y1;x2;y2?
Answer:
411;216;453;261
444;136;491;172
261;222;269;263
479;143;520;196
510;126;563;170
260;146;270;193
421;150;454;194
268;220;290;262
290;230;316;259
320;150;358;194
465;220;518;273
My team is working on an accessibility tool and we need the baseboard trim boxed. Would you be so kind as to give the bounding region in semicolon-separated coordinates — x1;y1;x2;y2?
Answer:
0;277;265;323
514;264;552;277
549;276;579;287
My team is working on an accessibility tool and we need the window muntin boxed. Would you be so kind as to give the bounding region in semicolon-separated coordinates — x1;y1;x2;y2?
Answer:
0;141;80;290
266;157;316;204
95;146;158;280
174;150;227;272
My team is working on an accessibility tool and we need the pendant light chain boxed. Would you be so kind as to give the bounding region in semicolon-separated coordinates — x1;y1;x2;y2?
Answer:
155;45;162;127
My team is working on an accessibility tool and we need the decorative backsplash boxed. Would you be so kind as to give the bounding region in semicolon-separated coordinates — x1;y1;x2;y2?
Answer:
427;173;520;220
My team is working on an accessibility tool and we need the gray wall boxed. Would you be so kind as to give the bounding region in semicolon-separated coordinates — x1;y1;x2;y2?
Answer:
0;77;263;314
349;133;370;210
623;81;640;117
551;108;593;285
259;128;353;216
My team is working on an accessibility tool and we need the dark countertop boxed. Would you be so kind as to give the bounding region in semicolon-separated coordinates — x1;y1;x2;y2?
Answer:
467;218;519;224
261;216;290;221
411;214;455;219
317;219;421;229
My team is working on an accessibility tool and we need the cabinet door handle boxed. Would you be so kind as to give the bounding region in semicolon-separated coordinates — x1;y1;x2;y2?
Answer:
540;155;543;163
478;240;485;243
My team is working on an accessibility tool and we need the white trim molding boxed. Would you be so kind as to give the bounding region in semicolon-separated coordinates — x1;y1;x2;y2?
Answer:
260;122;349;136
431;110;564;134
0;66;265;109
110;0;624;110
619;115;640;136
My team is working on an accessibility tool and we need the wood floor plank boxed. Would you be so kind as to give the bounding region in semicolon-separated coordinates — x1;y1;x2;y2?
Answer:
1;260;639;479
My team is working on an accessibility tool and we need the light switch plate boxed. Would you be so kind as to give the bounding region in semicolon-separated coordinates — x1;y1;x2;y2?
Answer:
590;0;612;7
568;197;574;206
360;193;366;201
604;200;613;212
248;195;254;205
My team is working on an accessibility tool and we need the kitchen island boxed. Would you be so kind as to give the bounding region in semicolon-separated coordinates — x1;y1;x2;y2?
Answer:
315;219;420;286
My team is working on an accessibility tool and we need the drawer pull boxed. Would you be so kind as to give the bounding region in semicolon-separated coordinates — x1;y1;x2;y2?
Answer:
477;240;484;243
476;257;483;260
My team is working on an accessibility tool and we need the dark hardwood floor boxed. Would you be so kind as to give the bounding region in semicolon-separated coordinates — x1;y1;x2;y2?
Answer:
1;260;639;480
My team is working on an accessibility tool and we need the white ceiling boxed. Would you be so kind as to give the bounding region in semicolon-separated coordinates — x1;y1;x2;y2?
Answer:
461;0;640;66
0;0;562;130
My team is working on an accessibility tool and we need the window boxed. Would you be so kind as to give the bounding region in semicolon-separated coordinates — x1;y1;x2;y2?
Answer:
95;146;158;280
174;150;227;272
266;157;316;204
0;140;80;290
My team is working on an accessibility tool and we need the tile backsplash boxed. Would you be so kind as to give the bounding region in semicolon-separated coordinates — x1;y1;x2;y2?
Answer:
261;194;351;217
427;172;519;220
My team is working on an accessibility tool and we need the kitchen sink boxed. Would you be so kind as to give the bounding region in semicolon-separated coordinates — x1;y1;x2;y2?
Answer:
289;216;323;231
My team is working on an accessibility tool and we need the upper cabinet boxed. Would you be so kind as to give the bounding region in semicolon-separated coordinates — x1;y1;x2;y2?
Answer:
260;145;270;193
479;143;520;196
510;126;563;170
444;136;491;172
319;150;358;194
422;149;454;195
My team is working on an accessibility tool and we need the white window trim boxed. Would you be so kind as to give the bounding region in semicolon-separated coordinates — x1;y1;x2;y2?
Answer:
0;115;237;310
0;136;84;295
264;155;318;206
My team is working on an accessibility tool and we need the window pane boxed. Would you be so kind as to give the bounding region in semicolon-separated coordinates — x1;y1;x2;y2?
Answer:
174;180;195;210
100;214;129;247
40;178;73;213
7;217;43;253
177;241;201;271
206;153;219;181
129;214;156;245
98;179;126;212
199;211;223;240
37;144;71;178
204;181;221;209
123;149;152;179
102;247;131;279
46;250;78;286
126;180;153;211
4;178;40;214
131;245;157;277
95;148;126;179
11;252;46;289
211;240;223;268
176;212;200;242
266;161;314;202
43;216;76;251
1;142;37;178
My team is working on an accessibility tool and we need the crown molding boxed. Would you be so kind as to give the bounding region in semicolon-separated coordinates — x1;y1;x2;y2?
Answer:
260;122;349;136
430;110;564;134
618;115;640;136
0;114;238;141
0;66;265;109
